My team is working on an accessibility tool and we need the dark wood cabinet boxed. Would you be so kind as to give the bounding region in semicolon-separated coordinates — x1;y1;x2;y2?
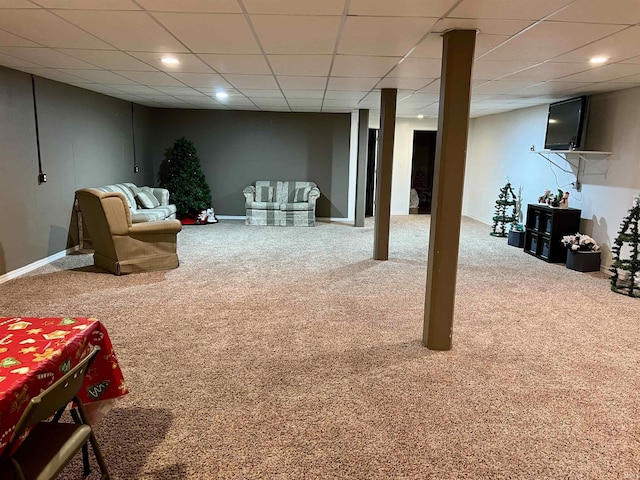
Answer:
524;204;581;263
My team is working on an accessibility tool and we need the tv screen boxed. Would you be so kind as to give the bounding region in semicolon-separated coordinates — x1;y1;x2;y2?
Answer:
544;96;587;150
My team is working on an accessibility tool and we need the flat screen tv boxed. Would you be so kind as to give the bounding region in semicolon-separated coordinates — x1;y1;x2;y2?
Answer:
544;96;587;150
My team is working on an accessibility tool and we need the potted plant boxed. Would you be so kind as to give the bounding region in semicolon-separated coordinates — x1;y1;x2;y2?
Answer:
561;233;601;272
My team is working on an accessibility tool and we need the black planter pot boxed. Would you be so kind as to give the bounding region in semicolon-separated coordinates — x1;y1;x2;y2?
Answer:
508;230;525;248
566;250;601;272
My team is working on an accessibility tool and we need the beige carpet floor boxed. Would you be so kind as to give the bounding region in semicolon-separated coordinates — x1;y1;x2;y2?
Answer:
1;216;638;479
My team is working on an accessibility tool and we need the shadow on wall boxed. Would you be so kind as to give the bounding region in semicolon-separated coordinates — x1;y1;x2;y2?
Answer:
49;225;69;256
66;199;79;250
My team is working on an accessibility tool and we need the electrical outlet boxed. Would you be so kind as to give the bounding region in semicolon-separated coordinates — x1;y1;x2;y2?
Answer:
38;172;47;184
134;165;140;173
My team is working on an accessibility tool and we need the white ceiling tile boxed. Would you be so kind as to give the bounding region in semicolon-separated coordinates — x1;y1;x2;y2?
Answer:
559;63;640;83
284;90;324;99
115;71;183;86
475;34;512;56
218;96;256;106
194;87;239;95
416;79;441;93
19;67;88;83
0;52;41;68
253;98;290;107
322;99;357;108
0;47;98;68
237;89;284;98
35;0;140;8
449;0;574;20
127;52;213;73
111;84;161;94
472;80;543;94
0;30;38;47
224;74;278;89
57;10;188;52
152;86;201;94
408;34;442;59
277;76;327;90
268;55;332;76
499;61;591;81
332;55;400;77
243;0;345;15
167;72;232;88
519;81;592;95
433;18;533;36
389;58;441;78
0;10;113;49
472;60;540;80
199;54;271;74
549;0;640;25
552;26;640;63
479;21;624;62
349;0;457;17
59;69;137;84
136;0;241;13
152;13;259;53
57;49;156;71
339;17;438;56
402;93;440;103
377;77;435;90
327;77;379;90
0;1;38;7
251;15;341;54
324;91;368;100
77;83;124;94
608;74;640;84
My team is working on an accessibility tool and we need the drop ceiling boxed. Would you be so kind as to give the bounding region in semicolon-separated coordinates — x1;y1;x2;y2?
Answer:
2;0;640;118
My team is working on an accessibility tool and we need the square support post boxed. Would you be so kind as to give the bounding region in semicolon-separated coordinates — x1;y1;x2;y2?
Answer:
374;89;397;260
423;30;476;350
355;109;369;228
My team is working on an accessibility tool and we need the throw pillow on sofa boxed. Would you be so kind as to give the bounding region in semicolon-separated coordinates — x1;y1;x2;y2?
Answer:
290;186;310;202
135;191;160;209
256;186;274;202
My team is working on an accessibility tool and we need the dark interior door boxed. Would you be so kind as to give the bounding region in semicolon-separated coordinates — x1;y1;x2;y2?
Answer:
411;130;437;214
365;129;377;217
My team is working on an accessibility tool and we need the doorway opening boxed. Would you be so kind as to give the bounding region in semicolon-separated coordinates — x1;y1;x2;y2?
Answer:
365;128;377;217
410;130;437;214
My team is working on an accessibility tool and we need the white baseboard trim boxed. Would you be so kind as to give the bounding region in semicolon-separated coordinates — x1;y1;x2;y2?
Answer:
217;215;354;223
463;213;492;226
0;247;77;285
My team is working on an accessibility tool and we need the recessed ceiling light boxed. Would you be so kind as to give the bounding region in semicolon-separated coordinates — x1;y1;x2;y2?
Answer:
215;91;228;99
161;56;180;65
417;114;424;119
589;56;608;64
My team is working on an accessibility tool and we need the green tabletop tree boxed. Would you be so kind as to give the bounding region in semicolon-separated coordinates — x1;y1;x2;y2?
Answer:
490;180;517;237
610;194;640;297
158;137;212;221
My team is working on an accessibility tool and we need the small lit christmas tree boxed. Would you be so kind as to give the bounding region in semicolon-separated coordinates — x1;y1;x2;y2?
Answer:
158;137;212;220
490;180;517;237
610;194;640;297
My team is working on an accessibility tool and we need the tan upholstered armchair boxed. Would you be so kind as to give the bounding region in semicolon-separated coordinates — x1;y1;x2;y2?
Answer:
75;188;182;275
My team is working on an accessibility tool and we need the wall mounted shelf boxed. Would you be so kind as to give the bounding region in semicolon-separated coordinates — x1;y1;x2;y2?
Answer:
531;150;613;191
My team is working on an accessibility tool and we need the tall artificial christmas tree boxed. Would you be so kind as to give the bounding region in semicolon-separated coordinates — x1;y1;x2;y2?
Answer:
610;194;640;297
158;137;212;222
490;180;517;237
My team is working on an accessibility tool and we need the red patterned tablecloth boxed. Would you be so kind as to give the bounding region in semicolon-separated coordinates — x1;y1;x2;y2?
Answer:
0;317;128;455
